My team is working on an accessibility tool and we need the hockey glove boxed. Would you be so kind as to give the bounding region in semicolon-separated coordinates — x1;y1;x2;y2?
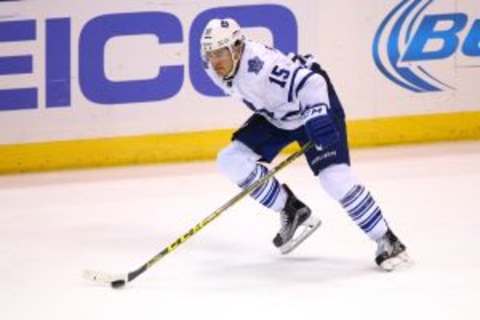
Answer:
304;113;339;151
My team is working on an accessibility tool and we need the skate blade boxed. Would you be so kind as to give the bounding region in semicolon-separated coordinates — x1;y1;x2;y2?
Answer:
279;216;322;255
379;252;413;271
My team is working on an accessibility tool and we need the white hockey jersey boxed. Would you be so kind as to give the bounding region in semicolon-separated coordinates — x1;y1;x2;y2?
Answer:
205;40;332;130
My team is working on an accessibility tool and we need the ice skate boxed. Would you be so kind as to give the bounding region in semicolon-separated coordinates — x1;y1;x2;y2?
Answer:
375;229;411;271
273;184;321;254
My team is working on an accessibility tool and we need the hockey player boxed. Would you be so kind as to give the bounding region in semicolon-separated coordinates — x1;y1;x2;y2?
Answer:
200;18;410;271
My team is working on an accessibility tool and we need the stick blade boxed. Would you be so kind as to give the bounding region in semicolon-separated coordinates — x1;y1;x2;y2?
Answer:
82;269;128;288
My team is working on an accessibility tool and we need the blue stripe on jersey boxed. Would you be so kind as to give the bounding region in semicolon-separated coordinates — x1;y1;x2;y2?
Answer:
242;99;276;120
288;67;303;103
295;71;316;98
242;99;257;112
280;109;302;121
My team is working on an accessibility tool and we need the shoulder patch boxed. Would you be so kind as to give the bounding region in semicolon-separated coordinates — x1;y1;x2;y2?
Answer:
247;56;264;75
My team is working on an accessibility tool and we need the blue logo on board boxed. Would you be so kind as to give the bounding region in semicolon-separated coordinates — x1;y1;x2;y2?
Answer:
372;0;480;93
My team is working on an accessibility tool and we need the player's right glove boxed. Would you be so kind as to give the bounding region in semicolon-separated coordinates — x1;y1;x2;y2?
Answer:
303;105;339;151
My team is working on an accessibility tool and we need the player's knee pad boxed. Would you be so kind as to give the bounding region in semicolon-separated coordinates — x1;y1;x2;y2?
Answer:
317;164;359;201
217;141;261;184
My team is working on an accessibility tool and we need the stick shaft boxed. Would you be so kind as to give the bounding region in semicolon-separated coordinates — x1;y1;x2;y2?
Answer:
127;142;313;282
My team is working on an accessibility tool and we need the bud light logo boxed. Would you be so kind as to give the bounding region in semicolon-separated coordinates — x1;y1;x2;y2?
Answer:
373;0;480;93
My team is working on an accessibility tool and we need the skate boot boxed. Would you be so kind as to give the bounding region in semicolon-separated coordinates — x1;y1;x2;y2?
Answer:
375;229;410;271
273;184;321;254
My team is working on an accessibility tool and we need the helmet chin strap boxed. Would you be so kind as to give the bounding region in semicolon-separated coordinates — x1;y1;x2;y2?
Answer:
223;44;243;80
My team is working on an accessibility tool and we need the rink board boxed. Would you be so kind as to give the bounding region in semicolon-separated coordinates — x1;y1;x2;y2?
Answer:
2;110;480;174
0;0;479;173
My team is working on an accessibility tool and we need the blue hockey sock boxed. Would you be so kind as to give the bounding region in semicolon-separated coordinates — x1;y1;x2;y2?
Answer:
238;164;287;212
340;185;388;241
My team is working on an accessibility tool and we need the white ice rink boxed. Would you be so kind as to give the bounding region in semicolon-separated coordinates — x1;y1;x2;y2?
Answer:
1;141;479;320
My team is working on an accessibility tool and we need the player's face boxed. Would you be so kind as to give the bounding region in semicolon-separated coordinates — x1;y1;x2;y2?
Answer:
206;47;234;77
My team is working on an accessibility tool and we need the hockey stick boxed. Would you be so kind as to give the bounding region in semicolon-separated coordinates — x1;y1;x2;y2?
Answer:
83;141;313;289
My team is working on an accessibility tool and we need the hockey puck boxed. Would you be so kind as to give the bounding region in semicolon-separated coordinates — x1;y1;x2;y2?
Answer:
111;280;126;289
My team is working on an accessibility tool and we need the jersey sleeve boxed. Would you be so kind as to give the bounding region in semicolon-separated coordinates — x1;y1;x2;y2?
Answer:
296;72;331;121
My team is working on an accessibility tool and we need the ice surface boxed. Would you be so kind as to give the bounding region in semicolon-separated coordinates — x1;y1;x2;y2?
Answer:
1;141;479;320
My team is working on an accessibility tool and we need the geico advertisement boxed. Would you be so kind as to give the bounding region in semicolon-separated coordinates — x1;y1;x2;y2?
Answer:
0;0;479;144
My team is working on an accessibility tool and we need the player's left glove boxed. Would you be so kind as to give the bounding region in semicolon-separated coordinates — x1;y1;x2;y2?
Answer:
303;105;339;151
